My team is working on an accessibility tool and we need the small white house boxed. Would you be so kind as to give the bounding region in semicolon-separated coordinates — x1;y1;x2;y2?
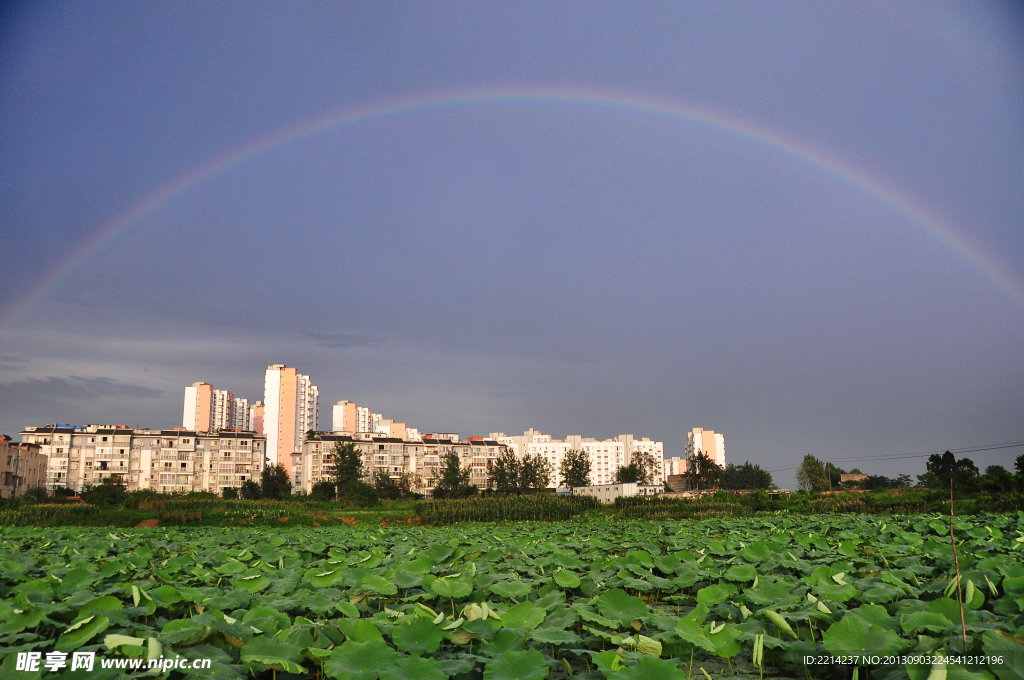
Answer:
572;482;661;504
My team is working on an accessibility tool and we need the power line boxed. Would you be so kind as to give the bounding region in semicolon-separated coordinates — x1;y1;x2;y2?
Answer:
765;440;1024;473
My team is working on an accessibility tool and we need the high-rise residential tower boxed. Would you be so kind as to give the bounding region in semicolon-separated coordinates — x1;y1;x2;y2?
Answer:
249;401;264;435
263;365;318;475
685;428;726;467
211;389;235;431
332;400;357;433
183;382;214;432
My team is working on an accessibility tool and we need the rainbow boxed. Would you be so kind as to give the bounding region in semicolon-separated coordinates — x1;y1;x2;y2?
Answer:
4;86;1021;335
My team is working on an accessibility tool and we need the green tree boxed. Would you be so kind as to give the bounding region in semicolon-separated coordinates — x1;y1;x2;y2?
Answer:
796;454;828;492
373;471;402;500
432;451;474;499
221;486;238;499
631;451;658;485
82;475;129;507
488;450;521;494
330;441;364;493
310;479;337;500
917;451;979;493
719;461;774;489
559;448;592;488
615;463;641;484
239;479;262;500
395;471;420;498
686;451;722;491
1015;455;1024;476
519;453;553;492
260;463;291;499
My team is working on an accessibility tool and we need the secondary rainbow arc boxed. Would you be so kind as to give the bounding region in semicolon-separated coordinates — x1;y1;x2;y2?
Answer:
4;86;1020;337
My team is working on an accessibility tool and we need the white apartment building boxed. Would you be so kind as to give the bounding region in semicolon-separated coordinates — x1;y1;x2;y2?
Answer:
20;424;265;495
232;397;251;431
211;389;235;430
183;382;253;432
356;406;371;433
292;433;505;496
491;429;665;488
264;364;318;476
685;428;726;467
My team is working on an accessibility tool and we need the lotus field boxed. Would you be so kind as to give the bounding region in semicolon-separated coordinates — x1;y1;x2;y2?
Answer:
2;512;1024;679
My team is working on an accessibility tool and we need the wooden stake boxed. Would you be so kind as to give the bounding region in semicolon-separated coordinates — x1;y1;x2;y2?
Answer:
950;478;968;655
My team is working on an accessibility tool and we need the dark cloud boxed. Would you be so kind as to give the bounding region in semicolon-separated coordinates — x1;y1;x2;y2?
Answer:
0;376;163;403
303;332;383;350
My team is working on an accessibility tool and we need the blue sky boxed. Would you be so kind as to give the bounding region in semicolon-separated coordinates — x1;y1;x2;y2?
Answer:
1;2;1022;487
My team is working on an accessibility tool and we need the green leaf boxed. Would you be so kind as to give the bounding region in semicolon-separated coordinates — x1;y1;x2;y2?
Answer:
981;629;1024;680
380;655;450;680
822;615;907;657
483;649;548;680
337;618;384;643
697;583;735;608
392;616;444;655
216;561;248;575
743;581;792;606
0;607;45;635
674;618;715;652
362;574;399;595
489;580;533;600
597;588;649;627
901;611;953;636
160;618;214;646
530;627;582;645
310;569;343;588
77;595;123;617
240;636;307;674
55;614;110;652
723;564;757;582
325;640;400;680
431;575;473;599
104;633;145;649
740;541;773;562
501;601;546;631
617;656;688;679
554;569;581;589
234;574;271;593
592;650;625;677
148;584;182;608
709;623;743;658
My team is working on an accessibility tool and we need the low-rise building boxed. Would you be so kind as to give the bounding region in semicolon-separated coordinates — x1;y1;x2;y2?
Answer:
1;435;47;498
572;482;662;504
293;433;505;496
491;429;666;488
19;424;265;495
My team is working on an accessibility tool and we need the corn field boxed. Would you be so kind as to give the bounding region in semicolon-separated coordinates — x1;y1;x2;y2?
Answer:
417;494;601;524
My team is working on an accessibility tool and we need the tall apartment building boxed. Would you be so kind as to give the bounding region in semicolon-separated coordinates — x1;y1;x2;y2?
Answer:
249;401;264;435
20;424;265;495
332;400;357;433
685;427;726;467
232;397;251;430
184;382;253;432
183;382;214;432
264;365;318;475
211;389;235;430
491;429;665;488
1;435;47;498
356;406;371;433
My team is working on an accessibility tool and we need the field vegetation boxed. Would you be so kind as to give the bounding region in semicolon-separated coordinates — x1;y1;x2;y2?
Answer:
1;512;1023;679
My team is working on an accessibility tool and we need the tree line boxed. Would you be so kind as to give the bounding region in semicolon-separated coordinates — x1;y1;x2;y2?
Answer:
794;451;1024;494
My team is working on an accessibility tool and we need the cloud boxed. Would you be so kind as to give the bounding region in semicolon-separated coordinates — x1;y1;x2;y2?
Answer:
0;376;164;402
303;332;383;349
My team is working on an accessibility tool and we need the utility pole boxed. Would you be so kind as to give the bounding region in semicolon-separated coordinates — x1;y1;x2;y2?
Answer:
826;459;832;494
